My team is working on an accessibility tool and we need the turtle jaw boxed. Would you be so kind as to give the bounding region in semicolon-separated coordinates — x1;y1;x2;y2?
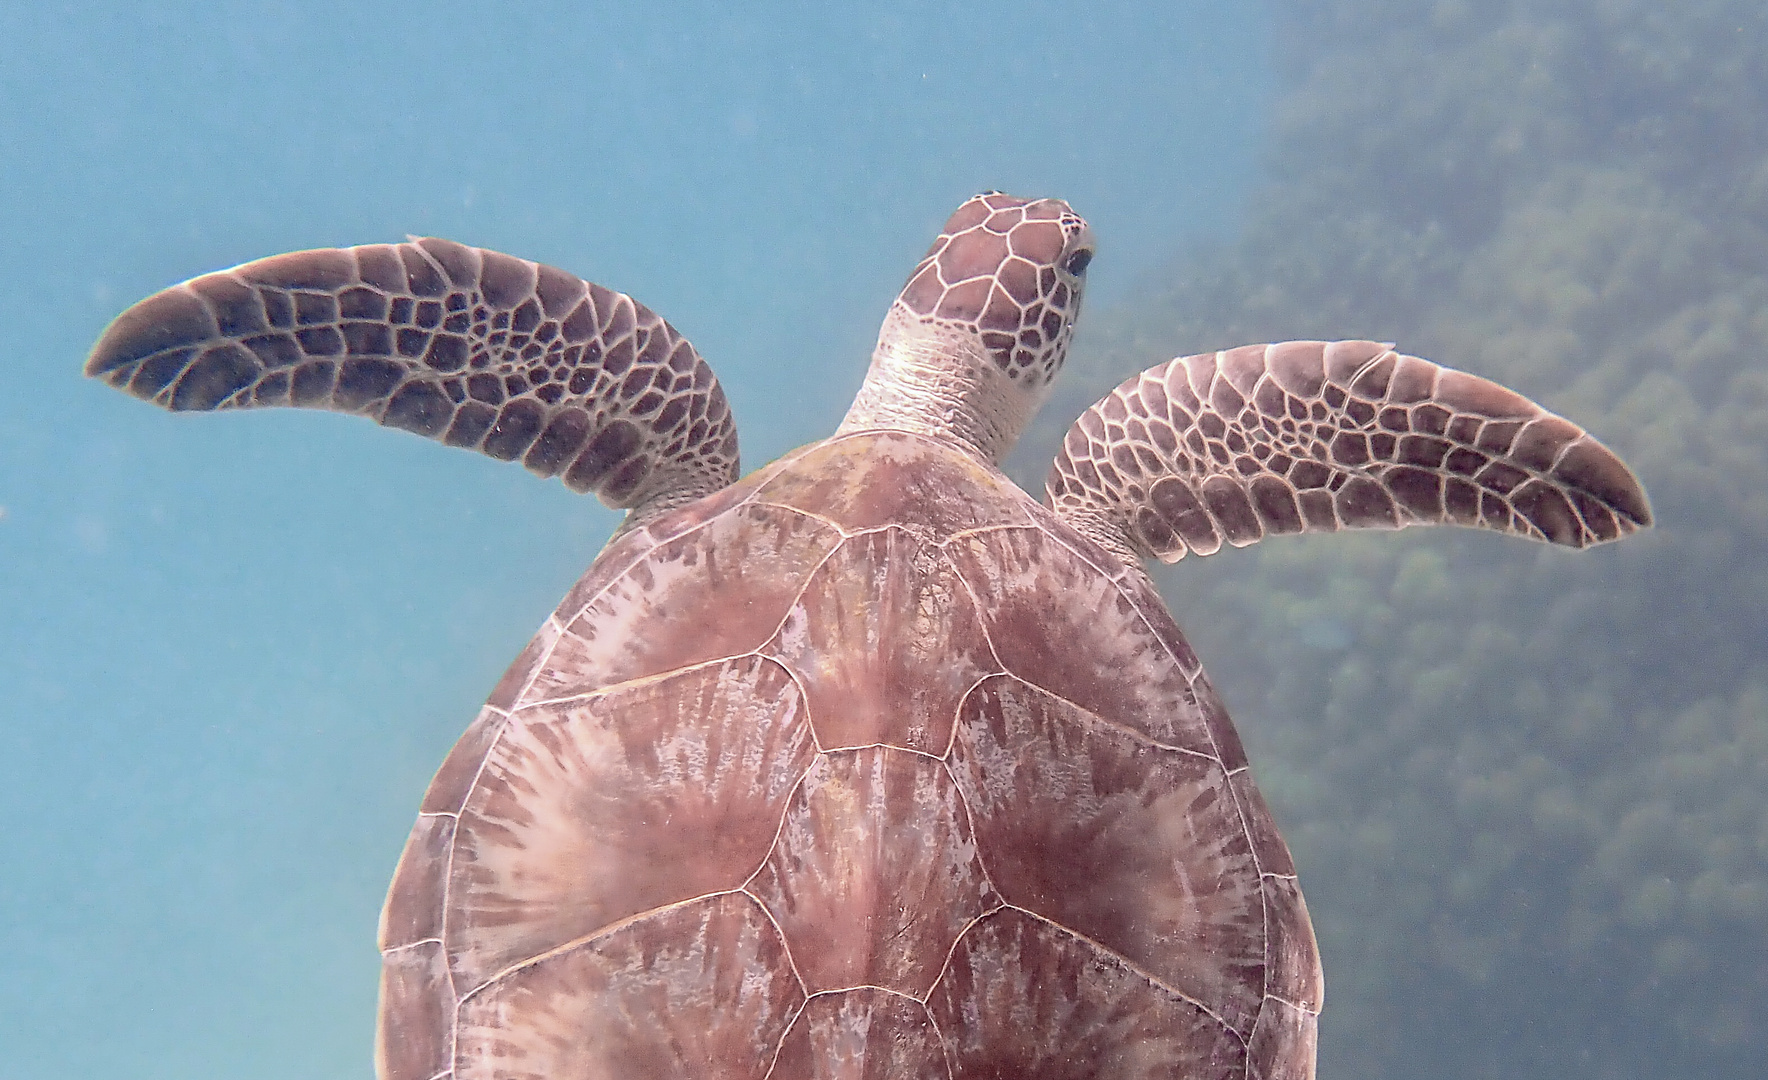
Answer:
836;192;1093;465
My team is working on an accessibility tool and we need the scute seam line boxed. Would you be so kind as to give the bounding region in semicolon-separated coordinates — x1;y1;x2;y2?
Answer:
457;887;772;1002
939;671;1006;762
922;902;1009;1005
749;499;852;537
741;880;813;999
1006;903;1246;1044
738;754;821;995
518;649;780;710
1264;991;1321;1017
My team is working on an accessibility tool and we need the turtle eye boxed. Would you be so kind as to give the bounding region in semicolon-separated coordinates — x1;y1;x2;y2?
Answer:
1062;248;1093;276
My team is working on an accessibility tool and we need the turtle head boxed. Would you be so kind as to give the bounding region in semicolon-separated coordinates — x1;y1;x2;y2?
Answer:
891;192;1095;387
838;192;1094;463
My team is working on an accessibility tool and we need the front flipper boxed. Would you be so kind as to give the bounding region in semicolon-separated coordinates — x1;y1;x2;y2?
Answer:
87;239;739;519
1047;340;1651;565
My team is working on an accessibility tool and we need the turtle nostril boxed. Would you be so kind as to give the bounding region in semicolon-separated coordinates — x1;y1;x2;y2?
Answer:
1062;249;1094;276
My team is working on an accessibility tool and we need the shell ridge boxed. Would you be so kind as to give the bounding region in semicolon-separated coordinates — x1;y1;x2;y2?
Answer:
1031;516;1239;767
431;708;521;1029
544;537;664;634
759;995;809;1080
814;739;949;761
517;649;789;710
940;545;1011;677
764;655;824;754
748;499;854;537
977;670;1223;760
507;618;570;710
916;990;961;1080
739;734;825;902
919;732;1009;928
941;521;1041;545
454;887;765;1003
1219;753;1282;1022
997;903;1244;1040
760;529;859;657
1219;766;1275;878
801;983;928;1001
954;518;1232;761
1255;828;1278;1038
740;874;814;1002
514;467;771;693
921;903;1010;1006
529;500;840;703
939;672;1002;762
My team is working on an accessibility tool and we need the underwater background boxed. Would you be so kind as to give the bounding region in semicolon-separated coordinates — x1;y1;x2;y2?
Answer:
2;1;1761;1077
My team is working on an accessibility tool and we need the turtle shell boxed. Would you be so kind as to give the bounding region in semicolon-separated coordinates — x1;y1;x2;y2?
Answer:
377;430;1322;1080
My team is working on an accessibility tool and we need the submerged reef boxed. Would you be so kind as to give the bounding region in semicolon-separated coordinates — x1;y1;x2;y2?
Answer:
1015;1;1768;1076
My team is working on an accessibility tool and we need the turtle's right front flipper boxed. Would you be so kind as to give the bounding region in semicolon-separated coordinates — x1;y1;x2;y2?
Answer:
87;239;739;519
1047;340;1651;567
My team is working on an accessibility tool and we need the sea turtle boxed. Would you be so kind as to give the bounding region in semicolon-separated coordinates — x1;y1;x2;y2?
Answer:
86;192;1651;1079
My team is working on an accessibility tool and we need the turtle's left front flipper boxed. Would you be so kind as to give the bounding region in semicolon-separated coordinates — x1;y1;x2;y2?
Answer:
86;239;739;520
1047;340;1651;567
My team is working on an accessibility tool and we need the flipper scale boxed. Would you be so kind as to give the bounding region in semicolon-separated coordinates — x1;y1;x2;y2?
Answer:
87;238;739;518
1047;340;1651;564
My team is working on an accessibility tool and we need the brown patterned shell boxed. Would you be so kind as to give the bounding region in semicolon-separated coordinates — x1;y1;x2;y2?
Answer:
379;429;1321;1080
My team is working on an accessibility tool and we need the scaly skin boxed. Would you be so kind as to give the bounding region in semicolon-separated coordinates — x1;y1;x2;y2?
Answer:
1047;340;1652;567
839;192;1094;464
85;192;1651;1080
85;237;738;519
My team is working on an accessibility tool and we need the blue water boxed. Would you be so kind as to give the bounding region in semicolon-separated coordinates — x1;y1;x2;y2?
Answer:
0;3;1267;1076
7;3;1765;1079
